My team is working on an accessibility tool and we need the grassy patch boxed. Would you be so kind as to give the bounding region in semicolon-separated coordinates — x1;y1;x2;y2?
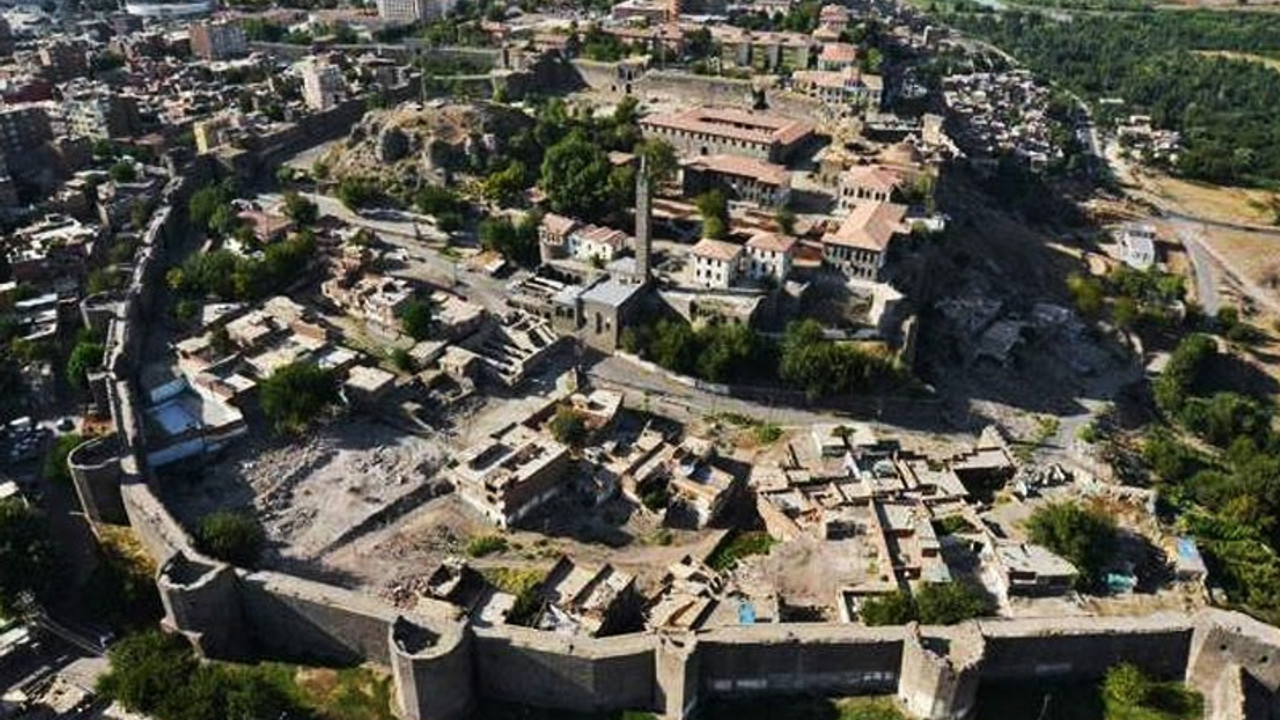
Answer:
707;531;776;571
466;534;509;558
933;514;977;536
701;695;908;720
480;566;547;626
708;412;783;445
287;665;396;720
1014;415;1061;463
974;679;1202;720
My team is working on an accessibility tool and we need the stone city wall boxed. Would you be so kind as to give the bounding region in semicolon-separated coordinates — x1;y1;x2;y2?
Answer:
83;122;1280;720
472;626;656;712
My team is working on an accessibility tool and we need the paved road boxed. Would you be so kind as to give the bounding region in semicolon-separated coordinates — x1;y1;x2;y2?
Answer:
258;191;518;315
1170;220;1222;317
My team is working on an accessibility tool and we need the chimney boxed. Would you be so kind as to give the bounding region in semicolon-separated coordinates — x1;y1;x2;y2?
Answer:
635;155;652;281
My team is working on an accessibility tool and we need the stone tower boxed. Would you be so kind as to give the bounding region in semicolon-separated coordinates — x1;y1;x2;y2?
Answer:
635;155;652;281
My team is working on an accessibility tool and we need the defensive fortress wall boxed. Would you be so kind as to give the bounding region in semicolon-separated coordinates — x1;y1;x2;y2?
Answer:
63;123;1280;720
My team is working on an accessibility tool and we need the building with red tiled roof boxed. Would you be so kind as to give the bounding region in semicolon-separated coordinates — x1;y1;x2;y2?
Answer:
818;42;858;70
822;202;908;280
745;231;796;282
838;164;904;211
791;68;883;113
640;107;815;163
690;237;743;289
680;154;792;209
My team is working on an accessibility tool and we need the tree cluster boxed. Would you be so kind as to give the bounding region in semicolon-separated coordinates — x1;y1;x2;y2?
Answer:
949;11;1280;186
778;320;909;399
0;498;55;616
1026;501;1118;588
479;214;539;267
859;582;992;626
168;232;316;303
258;361;340;435
98;631;299;720
623;319;766;384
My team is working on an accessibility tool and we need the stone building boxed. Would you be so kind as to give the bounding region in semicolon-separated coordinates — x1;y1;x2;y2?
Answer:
838;164;903;211
189;20;247;61
689;238;742;290
454;423;571;528
376;0;454;23
299;58;345;111
681;154;791;209
791;69;883;114
821;202;908;280
743;231;795;283
640;107;814;164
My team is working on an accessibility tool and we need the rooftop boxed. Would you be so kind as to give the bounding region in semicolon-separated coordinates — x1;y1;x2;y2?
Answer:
824;201;909;251
690;237;743;263
641;107;814;148
683;154;791;186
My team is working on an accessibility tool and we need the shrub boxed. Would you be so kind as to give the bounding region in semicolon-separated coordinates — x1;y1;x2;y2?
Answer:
258;361;339;434
1026;502;1117;586
915;582;991;624
466;534;509;558
196;511;265;567
549;407;589;447
859;590;917;626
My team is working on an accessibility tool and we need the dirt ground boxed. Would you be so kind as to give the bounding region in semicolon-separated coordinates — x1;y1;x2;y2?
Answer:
324;492;727;600
1141;172;1278;227
163;417;448;566
1207;227;1280;306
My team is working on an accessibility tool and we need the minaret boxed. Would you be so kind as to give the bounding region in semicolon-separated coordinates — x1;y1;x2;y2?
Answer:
635;155;652;281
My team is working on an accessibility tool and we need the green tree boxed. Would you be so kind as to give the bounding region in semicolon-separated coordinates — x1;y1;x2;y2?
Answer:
776;207;797;235
915;582;990;624
696;190;730;239
67;339;105;387
1067;273;1105;317
549;406;589;447
196;510;265;567
1103;662;1152;708
258;361;339;434
697;322;757;383
482;161;529;207
0;498;55;616
859;590;917;626
43;433;84;485
1026;501;1117;586
281;190;318;226
398;298;435;341
540;130;613;219
649;319;700;375
336;176;379;210
109;161;137;183
97;631;198;715
635;138;679;187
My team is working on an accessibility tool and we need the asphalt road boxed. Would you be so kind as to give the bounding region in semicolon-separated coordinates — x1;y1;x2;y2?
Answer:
257;191;519;315
1170;219;1222;317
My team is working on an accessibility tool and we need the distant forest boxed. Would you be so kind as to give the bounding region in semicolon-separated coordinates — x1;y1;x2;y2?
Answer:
946;11;1280;187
